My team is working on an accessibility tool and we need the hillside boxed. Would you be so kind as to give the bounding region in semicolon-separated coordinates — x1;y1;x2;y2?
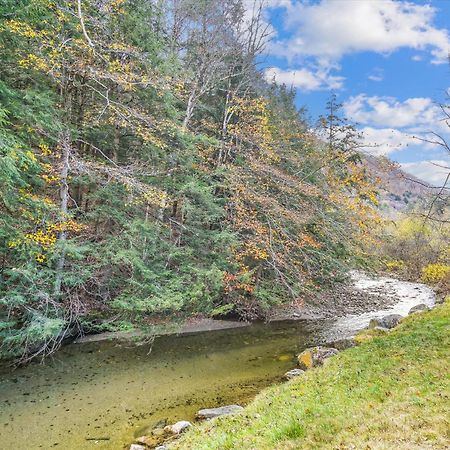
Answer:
364;154;432;217
0;1;382;362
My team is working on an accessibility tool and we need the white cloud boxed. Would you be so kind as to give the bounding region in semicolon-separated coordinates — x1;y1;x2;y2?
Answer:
264;66;344;91
359;127;420;156
368;68;384;82
271;0;450;66
343;94;450;157
401;160;450;186
343;94;441;129
258;0;450;92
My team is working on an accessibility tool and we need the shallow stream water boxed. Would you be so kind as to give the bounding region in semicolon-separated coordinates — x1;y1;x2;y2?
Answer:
0;273;435;450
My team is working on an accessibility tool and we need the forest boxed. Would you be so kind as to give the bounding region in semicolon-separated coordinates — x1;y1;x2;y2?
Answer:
0;0;448;364
1;2;449;450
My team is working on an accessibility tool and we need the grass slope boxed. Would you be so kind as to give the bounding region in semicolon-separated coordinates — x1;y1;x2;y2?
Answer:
174;300;450;449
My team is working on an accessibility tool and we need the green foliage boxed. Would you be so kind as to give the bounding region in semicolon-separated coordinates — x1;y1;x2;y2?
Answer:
0;0;378;361
380;216;449;283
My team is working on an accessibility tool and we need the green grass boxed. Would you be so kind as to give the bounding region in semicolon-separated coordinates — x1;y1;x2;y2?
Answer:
174;300;450;449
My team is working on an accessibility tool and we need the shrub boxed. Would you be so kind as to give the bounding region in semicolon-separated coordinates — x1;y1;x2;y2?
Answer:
422;263;450;284
384;260;404;271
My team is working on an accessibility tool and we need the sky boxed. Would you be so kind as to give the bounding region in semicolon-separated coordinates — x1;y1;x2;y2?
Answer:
255;0;450;186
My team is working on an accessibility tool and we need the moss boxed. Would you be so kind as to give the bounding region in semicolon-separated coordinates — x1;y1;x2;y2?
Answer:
297;349;313;369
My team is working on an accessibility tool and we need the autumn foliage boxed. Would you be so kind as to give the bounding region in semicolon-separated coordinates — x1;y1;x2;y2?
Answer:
0;0;379;360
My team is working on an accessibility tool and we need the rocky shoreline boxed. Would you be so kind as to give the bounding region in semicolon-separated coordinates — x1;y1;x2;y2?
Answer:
268;271;435;321
128;295;437;450
76;271;431;345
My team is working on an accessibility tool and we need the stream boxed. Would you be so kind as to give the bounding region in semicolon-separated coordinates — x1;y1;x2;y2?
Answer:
0;273;435;449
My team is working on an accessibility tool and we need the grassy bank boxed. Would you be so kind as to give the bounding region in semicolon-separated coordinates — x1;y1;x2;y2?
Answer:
174;300;450;449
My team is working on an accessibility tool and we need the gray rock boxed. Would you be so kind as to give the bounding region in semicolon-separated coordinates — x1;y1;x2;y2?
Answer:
130;445;146;450
152;418;168;429
196;405;243;420
155;447;167;450
283;368;305;380
328;338;357;350
373;326;389;333
163;420;192;434
368;314;402;330
409;304;430;314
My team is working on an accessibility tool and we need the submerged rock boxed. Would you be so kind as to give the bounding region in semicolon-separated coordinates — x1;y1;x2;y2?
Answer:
297;346;339;370
368;314;402;329
136;435;162;447
164;420;192;435
130;445;146;450
151;428;166;438
409;304;430;314
283;368;305;380
196;405;243;420
153;418;168;429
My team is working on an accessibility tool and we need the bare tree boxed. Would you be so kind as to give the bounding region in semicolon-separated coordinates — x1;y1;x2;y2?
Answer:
217;0;272;165
407;89;450;223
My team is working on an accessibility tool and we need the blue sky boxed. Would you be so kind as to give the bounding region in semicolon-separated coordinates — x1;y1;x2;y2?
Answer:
256;0;450;185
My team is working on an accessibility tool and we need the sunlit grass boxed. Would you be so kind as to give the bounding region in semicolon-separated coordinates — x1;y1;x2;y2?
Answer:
174;300;450;449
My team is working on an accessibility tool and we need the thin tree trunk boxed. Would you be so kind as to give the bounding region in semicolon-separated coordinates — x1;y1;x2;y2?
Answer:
218;88;233;166
183;89;196;129
113;125;120;163
53;133;71;298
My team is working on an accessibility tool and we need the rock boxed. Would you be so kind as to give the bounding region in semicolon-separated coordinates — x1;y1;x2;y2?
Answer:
196;405;244;420
373;326;389;333
155;447;167;450
283;368;305;380
152;418;168;429
130;445;146;450
152;428;166;438
136;435;162;447
328;338;357;350
368;314;402;330
297;346;339;370
163;420;192;435
409;304;430;314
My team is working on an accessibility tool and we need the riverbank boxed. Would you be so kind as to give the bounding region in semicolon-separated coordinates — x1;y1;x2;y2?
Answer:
75;271;433;344
0;275;440;449
173;298;450;449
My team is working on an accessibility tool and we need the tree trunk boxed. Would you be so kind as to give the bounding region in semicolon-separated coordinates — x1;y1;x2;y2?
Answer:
183;89;196;129
218;88;233;166
53;132;71;298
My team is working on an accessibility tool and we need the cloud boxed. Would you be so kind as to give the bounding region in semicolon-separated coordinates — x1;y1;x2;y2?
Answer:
258;0;450;92
359;127;420;156
401;160;450;186
270;0;450;66
343;94;450;157
368;68;384;82
343;94;441;129
264;66;344;91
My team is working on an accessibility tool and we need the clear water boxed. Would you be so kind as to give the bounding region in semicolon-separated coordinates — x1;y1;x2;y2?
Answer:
0;320;331;449
0;274;434;450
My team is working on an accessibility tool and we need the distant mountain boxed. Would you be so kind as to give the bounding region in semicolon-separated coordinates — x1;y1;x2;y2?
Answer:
363;154;432;218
